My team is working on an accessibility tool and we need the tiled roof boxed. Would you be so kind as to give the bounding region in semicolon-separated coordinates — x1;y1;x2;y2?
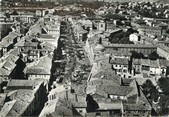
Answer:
26;67;50;75
110;58;128;65
141;59;150;66
123;80;151;111
98;85;133;96
123;89;151;111
150;60;159;68
0;40;12;48
5;90;35;117
97;102;122;110
0;100;16;117
24;41;38;47
133;59;141;65
123;103;151;111
72;102;87;108
1;31;20;42
40;42;55;51
159;59;169;67
7;79;43;88
105;44;157;49
39;98;58;117
53;99;81;117
139;26;162;30
26;55;52;75
122;78;134;85
106;49;132;56
39;34;56;39
0;68;10;76
158;44;169;52
28;23;42;35
3;61;16;70
14;40;25;47
91;70;121;85
0;93;6;107
6;52;19;62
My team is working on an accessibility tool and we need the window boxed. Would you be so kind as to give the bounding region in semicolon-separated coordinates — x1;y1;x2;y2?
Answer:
79;110;83;113
96;112;101;117
124;65;127;68
100;24;103;28
123;70;127;73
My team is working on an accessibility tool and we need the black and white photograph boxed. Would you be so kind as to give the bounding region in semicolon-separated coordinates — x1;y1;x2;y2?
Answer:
0;0;169;116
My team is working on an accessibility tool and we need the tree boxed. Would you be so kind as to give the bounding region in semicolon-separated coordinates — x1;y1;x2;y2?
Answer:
11;10;18;15
148;51;160;60
142;79;159;102
109;31;134;44
131;51;144;59
158;95;169;115
158;77;169;95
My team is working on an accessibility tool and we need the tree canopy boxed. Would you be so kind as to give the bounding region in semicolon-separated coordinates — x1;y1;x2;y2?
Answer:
158;77;169;95
148;51;160;60
109;30;135;44
131;51;144;59
142;79;159;102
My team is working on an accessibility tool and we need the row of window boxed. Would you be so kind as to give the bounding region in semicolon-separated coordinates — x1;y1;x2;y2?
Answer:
114;65;128;68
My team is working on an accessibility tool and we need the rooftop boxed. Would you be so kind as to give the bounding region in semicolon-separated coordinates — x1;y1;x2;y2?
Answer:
39;34;56;39
98;85;133;96
139;26;162;30
0;93;6;107
0;100;16;117
26;55;52;75
6;90;34;117
105;44;157;49
91;69;121;85
7;79;43;89
110;58;128;65
97;102;122;110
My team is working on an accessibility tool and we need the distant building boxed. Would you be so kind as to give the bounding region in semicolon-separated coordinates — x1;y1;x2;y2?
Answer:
0;22;13;39
105;44;157;56
0;32;21;57
74;24;88;42
38;34;59;47
10;15;34;23
158;40;169;47
105;20;117;31
139;26;163;36
93;20;106;31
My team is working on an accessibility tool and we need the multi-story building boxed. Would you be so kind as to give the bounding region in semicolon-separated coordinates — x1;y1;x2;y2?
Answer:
10;15;34;23
133;59;169;76
1;80;46;117
26;55;52;91
105;44;157;56
110;58;130;78
139;26;163;36
157;45;169;60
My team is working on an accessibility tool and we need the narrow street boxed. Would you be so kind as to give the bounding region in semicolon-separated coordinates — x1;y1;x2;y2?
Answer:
49;18;77;90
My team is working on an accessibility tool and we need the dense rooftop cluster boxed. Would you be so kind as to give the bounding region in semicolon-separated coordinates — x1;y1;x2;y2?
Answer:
0;0;169;117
